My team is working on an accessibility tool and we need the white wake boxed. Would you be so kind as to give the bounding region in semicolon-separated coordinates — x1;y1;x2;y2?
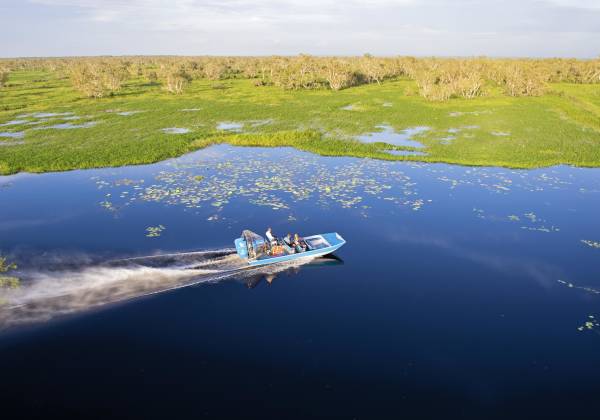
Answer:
0;249;315;329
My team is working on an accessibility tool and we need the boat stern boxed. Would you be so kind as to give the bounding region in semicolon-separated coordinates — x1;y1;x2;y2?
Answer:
235;237;248;259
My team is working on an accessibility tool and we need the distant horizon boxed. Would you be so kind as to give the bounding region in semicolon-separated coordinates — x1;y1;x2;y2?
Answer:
1;54;598;60
1;0;599;58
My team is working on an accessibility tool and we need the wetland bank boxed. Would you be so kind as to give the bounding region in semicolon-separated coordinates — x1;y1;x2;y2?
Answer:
1;56;600;174
1;56;600;418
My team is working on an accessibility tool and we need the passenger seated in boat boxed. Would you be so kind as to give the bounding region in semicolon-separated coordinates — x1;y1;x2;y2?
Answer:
284;233;296;254
284;233;293;247
283;233;294;246
293;233;307;253
266;227;277;245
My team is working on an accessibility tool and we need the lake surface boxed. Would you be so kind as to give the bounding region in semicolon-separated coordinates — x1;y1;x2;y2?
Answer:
1;145;600;419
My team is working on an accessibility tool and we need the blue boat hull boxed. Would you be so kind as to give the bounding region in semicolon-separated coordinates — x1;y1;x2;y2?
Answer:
235;232;345;267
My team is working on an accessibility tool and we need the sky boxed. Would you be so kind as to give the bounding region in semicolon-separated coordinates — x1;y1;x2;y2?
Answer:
1;0;599;58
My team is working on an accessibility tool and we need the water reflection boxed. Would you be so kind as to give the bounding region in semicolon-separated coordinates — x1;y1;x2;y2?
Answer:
0;132;25;139
357;125;429;148
245;255;345;288
217;122;243;132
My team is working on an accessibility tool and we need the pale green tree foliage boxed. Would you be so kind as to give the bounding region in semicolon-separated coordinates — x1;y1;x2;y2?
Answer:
0;67;9;88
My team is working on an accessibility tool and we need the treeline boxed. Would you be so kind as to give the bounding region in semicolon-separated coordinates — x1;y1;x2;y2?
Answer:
1;55;599;101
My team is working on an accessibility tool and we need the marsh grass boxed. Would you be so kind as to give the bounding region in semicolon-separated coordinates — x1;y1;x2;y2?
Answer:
0;70;599;174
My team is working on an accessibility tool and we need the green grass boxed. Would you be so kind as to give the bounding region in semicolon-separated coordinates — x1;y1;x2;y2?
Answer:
1;70;600;175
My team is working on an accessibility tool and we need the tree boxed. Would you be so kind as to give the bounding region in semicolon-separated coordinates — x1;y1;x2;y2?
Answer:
359;55;387;85
203;60;228;80
323;59;357;91
502;63;545;97
102;62;129;92
68;60;130;98
457;73;484;99
145;70;158;84
10;55;600;101
0;67;9;88
69;62;108;98
160;64;192;94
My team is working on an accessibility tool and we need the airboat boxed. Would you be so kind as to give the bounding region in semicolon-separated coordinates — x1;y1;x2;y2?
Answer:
235;230;346;267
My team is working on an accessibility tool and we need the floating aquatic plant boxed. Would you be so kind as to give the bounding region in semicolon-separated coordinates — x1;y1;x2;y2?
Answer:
94;149;430;219
146;225;166;238
473;208;559;232
99;201;116;211
577;316;599;332
581;240;600;249
557;279;600;296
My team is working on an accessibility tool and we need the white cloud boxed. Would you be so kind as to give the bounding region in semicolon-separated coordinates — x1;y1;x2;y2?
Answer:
7;0;599;57
545;0;600;9
29;0;416;29
27;0;600;33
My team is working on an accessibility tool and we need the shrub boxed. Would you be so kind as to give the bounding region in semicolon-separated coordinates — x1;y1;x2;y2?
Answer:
415;60;485;101
502;64;546;97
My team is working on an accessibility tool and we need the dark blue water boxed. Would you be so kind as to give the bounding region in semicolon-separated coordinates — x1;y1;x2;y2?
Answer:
1;145;600;419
